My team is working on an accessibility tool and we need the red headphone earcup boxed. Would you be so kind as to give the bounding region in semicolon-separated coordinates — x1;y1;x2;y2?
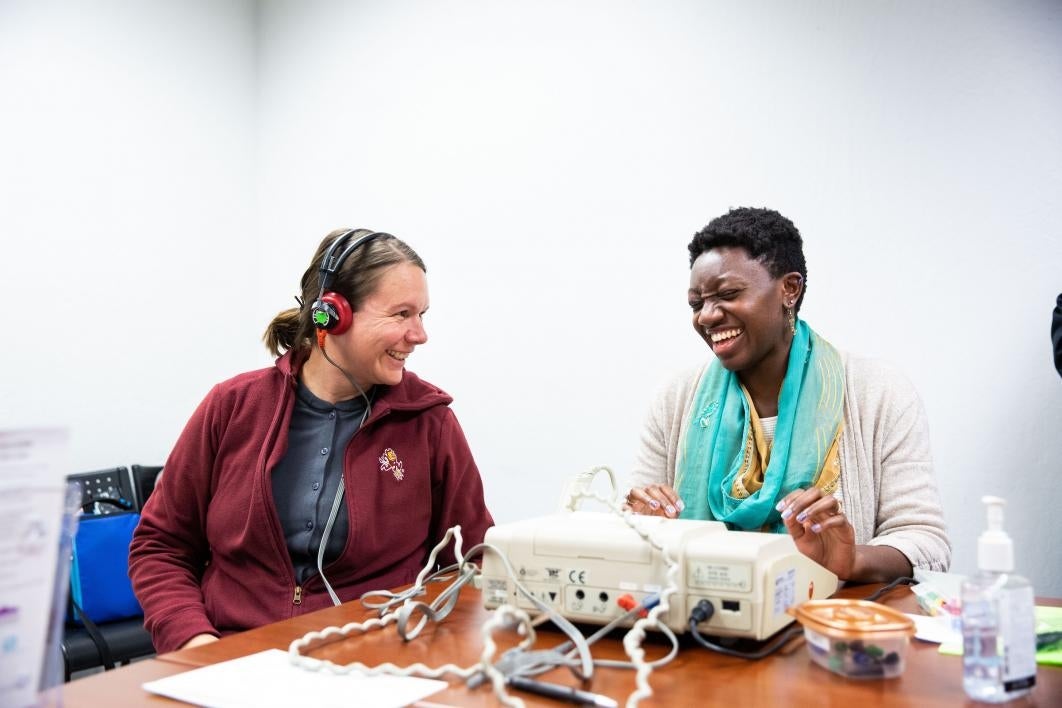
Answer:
320;292;353;335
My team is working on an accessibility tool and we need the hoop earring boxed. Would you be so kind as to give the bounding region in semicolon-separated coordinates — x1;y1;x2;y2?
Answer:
786;305;796;335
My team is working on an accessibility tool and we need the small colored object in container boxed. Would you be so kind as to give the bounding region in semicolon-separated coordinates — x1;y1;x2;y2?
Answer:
788;599;915;679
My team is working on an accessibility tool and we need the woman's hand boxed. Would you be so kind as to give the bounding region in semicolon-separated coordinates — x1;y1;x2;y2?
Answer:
625;484;684;518
777;488;855;580
179;633;220;650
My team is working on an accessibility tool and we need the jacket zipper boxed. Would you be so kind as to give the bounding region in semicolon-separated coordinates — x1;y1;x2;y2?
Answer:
293;585;303;605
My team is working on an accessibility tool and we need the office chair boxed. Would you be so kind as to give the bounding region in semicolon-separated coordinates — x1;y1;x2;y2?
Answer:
130;465;163;511
70;466;136;514
62;467;157;680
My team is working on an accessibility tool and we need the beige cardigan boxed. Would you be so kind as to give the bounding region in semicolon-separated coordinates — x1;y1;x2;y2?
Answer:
627;352;951;572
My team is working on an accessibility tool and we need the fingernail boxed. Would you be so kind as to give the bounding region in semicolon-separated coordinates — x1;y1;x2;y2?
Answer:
811;523;822;533
676;499;685;512
665;505;676;517
796;510;808;523
780;507;793;520
648;500;660;510
775;501;787;511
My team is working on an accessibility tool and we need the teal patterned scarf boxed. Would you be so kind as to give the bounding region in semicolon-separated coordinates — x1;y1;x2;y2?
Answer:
675;320;844;531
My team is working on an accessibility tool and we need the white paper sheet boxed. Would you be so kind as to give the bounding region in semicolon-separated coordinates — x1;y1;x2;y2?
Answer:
142;649;448;708
0;428;69;708
906;612;962;645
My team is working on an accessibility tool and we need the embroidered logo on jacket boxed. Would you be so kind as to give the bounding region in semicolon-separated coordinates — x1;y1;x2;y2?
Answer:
379;448;405;481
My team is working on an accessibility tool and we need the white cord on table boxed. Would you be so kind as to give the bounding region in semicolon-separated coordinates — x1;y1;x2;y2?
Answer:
561;466;681;708
289;465;680;708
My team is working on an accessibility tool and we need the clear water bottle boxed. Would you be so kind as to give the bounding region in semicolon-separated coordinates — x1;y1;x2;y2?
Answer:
960;497;1036;702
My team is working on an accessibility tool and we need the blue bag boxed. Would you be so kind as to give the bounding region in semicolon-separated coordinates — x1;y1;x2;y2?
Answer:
69;512;143;624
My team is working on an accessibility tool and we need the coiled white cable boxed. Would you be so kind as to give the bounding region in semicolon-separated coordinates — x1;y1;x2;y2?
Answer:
289;526;527;706
561;466;681;708
289;524;598;707
289;465;679;708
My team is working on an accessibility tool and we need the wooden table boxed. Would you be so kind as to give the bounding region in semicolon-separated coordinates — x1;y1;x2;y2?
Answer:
63;583;1062;707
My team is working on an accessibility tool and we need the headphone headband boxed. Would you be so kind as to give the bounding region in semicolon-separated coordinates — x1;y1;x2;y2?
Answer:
318;229;392;288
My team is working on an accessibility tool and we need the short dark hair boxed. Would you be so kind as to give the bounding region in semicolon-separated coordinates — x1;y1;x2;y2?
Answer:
688;207;808;312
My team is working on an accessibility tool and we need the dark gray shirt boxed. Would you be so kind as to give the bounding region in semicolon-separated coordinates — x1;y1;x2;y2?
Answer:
271;379;369;585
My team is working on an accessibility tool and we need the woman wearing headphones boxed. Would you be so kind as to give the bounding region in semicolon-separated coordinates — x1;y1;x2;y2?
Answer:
130;229;494;653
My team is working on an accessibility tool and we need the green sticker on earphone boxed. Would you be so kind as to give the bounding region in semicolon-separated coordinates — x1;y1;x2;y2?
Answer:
313;310;330;327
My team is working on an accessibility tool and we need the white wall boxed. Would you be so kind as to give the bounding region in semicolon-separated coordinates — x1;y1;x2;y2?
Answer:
4;1;1061;594
0;0;258;461
255;0;1062;594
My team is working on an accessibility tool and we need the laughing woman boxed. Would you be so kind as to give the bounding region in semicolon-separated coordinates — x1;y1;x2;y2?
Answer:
130;229;494;652
625;208;950;583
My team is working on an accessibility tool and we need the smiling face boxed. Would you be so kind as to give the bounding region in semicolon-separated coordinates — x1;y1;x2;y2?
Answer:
689;246;802;387
337;261;429;388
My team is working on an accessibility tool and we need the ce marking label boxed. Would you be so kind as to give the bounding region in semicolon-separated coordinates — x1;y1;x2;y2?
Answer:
568;570;587;584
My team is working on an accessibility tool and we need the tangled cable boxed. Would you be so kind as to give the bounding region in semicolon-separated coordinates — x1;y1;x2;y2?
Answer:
288;465;680;708
564;466;681;707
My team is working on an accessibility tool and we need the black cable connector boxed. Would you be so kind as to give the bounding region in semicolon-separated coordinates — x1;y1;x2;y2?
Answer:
688;577;920;660
688;599;804;660
689;599;714;624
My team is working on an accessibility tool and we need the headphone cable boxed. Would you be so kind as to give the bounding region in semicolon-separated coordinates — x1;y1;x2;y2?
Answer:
316;401;371;605
313;338;374;605
319;339;373;414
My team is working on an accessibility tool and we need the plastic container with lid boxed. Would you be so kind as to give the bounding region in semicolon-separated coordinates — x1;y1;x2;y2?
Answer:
787;599;915;679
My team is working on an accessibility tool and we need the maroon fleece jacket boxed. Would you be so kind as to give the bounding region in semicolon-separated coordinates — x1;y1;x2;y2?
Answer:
129;351;494;653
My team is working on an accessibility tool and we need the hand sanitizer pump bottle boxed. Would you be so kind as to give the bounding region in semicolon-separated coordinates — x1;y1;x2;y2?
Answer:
961;496;1036;702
